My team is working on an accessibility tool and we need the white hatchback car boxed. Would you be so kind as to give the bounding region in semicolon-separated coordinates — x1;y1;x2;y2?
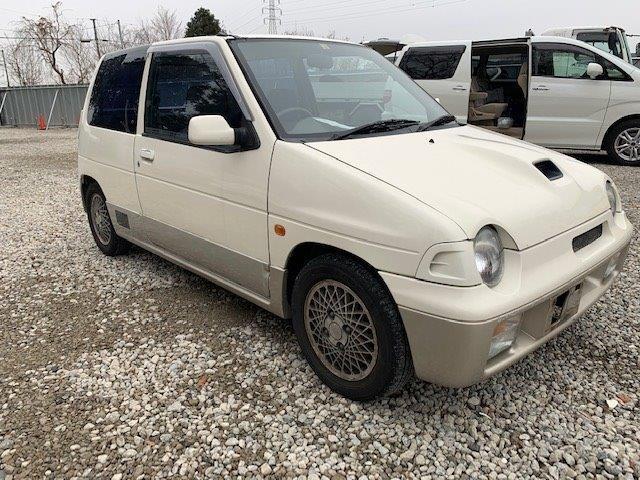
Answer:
395;36;640;165
79;35;632;400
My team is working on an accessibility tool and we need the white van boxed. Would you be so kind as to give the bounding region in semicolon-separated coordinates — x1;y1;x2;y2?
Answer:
79;35;632;399
396;36;640;165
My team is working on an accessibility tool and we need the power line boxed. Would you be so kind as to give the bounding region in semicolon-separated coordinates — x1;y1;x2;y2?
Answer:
229;12;263;33
282;0;466;26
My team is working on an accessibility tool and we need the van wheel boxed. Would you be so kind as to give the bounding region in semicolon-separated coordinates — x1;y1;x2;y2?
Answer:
606;120;640;166
291;253;413;400
85;183;130;256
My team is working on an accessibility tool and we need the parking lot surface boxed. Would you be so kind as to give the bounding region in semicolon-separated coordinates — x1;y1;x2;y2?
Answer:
0;128;639;479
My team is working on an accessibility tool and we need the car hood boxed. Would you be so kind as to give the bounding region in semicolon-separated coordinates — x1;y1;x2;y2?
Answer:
306;125;610;249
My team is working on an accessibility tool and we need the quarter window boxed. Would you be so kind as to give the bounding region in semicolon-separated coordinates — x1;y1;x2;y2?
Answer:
399;46;466;80
88;48;146;133
144;51;243;143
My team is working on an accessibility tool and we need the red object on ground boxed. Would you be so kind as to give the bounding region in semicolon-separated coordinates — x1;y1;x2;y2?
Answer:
37;115;46;130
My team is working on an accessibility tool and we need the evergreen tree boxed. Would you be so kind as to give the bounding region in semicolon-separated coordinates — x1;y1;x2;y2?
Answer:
185;8;222;37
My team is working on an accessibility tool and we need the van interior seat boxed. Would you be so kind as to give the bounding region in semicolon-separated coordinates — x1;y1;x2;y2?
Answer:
468;76;508;124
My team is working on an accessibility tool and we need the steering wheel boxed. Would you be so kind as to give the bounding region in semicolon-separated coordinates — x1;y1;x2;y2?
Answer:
277;107;314;128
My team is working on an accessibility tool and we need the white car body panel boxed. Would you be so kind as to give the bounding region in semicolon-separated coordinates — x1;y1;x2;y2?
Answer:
307;125;611;249
267;141;466;277
526;73;611;148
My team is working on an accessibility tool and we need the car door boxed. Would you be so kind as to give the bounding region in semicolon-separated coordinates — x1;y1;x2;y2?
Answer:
525;42;611;149
133;42;274;297
397;42;472;123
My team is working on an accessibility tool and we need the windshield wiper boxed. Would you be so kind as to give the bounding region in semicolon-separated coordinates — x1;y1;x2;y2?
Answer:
331;119;420;140
417;114;458;132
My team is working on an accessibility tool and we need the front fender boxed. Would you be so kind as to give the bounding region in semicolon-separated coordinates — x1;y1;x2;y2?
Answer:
267;141;466;277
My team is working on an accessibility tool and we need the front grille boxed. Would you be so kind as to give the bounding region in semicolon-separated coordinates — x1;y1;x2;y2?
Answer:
572;224;603;252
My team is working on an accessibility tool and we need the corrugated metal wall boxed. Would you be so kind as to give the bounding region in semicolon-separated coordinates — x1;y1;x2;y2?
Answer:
0;84;88;128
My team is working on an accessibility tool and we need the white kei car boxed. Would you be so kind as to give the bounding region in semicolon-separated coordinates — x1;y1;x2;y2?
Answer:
78;35;632;400
395;36;640;165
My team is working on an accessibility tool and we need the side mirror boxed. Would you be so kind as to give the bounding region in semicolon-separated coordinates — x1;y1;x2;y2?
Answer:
587;62;604;80
188;115;236;146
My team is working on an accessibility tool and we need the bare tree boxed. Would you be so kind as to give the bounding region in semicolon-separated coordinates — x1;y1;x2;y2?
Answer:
4;36;44;86
134;7;182;44
283;27;316;37
18;1;72;84
61;25;96;83
283;28;349;41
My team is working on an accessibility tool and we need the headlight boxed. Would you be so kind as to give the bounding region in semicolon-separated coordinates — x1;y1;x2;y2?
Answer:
605;181;617;214
474;226;504;287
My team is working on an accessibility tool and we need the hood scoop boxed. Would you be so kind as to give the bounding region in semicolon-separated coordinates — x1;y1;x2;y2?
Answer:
534;160;563;181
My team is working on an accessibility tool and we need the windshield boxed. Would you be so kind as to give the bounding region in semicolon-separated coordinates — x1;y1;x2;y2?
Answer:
576;31;625;59
229;38;452;141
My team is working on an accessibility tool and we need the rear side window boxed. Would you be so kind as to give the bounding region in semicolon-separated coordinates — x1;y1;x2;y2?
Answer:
144;51;243;143
399;46;466;80
88;48;146;133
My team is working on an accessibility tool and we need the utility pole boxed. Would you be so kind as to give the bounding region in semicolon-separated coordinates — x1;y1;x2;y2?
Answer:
117;20;125;49
90;18;101;59
1;50;9;88
263;0;281;35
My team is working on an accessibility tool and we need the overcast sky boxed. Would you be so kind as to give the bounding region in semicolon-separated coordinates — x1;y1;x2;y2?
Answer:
1;0;639;48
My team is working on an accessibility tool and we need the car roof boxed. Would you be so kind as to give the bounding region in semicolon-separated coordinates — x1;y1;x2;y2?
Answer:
152;34;355;47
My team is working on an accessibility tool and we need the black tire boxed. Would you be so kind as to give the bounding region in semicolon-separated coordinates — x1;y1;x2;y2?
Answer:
291;253;413;401
605;119;640;166
84;183;130;256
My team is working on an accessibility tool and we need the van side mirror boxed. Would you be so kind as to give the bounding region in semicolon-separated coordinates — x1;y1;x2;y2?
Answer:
586;62;604;80
188;115;236;146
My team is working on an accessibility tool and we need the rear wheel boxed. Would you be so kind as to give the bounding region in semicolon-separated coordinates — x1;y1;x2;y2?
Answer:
291;253;413;400
85;183;130;256
606;120;640;166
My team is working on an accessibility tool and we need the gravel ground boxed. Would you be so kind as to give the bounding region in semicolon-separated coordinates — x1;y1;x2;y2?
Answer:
0;128;639;480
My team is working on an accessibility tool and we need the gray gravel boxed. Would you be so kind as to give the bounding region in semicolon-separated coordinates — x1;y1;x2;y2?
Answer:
1;128;639;479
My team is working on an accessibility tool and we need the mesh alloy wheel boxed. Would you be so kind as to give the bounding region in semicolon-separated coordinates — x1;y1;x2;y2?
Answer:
614;127;640;163
303;280;378;381
90;193;112;246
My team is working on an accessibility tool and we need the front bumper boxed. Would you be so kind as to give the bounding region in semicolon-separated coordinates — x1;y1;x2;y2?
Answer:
381;211;633;387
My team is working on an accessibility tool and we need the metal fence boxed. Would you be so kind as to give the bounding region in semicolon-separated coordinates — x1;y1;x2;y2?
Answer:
0;84;88;128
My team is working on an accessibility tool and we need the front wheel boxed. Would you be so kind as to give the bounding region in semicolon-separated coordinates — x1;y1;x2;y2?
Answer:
291;253;413;400
606;120;640;166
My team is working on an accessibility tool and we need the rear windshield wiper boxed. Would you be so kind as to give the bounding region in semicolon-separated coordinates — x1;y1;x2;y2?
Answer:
417;114;458;132
331;119;420;140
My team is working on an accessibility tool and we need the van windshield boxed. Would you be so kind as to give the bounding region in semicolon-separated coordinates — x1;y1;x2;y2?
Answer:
229;38;453;141
576;31;625;59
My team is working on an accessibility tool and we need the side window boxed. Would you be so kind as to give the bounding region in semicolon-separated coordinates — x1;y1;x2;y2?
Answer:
399;46;466;80
144;51;243;143
533;44;596;79
88;48;146;133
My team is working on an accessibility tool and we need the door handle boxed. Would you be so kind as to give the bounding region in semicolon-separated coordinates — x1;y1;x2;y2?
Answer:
532;86;549;91
452;85;467;91
139;148;155;161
